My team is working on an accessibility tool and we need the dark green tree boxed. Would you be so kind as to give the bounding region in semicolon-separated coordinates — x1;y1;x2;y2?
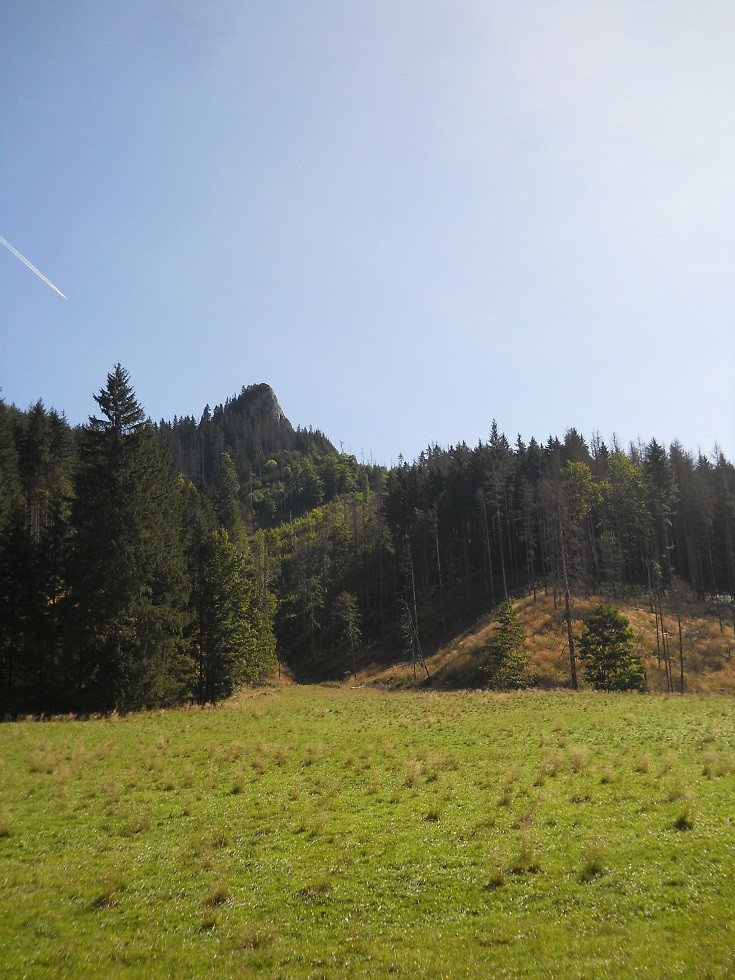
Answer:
482;599;527;689
212;451;247;549
0;401;74;712
0;513;37;711
67;365;190;710
0;400;29;709
334;590;362;678
0;398;22;536
644;440;677;584
578;604;645;691
194;527;274;702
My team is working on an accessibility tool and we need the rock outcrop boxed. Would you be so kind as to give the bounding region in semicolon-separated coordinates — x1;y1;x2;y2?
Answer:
234;383;291;427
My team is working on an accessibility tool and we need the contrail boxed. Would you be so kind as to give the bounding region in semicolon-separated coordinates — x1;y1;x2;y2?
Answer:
0;235;67;299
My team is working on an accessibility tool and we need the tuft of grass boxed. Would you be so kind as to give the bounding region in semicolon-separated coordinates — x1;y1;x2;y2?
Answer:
200;909;218;931
599;764;615;785
298;810;328;837
207;880;230;906
92;868;125;908
0;809;13;837
296;878;331;902
509;830;540;875
540;752;563;778
302;743;326;767
568;746;587;773
28;750;55;774
570;791;591;804
128;810;151;835
579;839;607;881
404;760;423;788
102;778;121;804
470;814;496;837
484;867;506;889
240;925;275;951
497;786;513;807
667;778;689;803
673;805;694;831
702;724;719;743
701;750;717;777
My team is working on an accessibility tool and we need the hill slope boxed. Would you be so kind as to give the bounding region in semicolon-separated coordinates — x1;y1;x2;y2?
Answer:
360;591;735;695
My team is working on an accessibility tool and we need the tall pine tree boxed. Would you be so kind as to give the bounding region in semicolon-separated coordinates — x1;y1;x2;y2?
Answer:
66;366;191;710
193;528;275;703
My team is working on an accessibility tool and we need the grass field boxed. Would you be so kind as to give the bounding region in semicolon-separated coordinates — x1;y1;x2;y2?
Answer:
2;685;735;977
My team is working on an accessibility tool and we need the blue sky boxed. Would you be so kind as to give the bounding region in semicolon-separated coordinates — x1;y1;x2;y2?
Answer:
2;1;733;465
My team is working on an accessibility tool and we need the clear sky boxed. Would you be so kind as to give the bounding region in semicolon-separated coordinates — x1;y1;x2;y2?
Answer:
2;1;733;465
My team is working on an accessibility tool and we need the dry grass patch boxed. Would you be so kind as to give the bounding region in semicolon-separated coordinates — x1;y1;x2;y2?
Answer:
364;590;735;694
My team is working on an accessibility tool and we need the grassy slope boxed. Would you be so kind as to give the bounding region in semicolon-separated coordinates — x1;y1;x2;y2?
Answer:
2;686;735;976
363;591;735;694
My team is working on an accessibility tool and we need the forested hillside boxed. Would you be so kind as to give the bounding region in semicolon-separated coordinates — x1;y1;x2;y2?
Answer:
262;422;735;678
0;368;276;714
1;367;734;713
157;382;383;526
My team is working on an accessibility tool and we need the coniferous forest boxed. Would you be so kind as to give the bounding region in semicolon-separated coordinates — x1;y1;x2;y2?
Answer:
1;365;734;714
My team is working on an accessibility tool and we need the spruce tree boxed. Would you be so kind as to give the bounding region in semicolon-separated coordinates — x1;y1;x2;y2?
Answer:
0;400;24;708
0;513;38;711
0;399;22;537
67;366;190;710
193;527;274;703
0;401;74;712
212;451;247;549
578;604;646;692
334;590;362;678
482;599;527;689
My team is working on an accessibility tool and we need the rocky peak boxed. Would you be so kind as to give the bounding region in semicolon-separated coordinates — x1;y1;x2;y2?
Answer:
234;383;291;427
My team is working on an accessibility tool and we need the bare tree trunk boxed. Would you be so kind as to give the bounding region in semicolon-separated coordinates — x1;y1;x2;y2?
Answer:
480;491;496;607
707;535;724;633
496;506;508;602
559;517;578;690
676;597;685;694
658;593;672;693
433;507;446;631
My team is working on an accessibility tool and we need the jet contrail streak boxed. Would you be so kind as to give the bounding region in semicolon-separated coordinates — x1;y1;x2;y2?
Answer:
0;235;67;299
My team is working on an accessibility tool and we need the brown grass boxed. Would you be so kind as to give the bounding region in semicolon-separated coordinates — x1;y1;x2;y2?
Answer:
363;590;735;693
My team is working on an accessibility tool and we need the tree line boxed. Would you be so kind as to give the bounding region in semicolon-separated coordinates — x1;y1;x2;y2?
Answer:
2;368;734;709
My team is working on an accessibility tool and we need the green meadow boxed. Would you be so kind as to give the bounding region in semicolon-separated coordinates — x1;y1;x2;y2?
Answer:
1;686;735;977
